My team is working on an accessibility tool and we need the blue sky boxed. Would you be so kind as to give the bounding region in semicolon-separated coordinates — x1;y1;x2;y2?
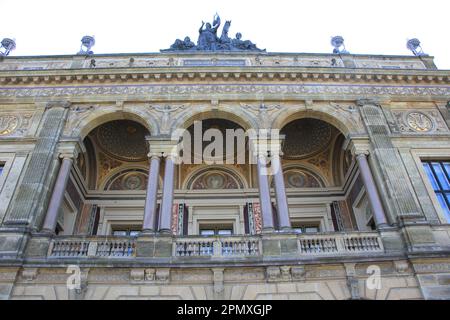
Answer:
1;0;449;69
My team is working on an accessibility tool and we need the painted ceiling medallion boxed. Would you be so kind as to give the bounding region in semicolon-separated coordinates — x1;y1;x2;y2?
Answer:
205;173;226;189
0;115;19;136
406;112;433;132
192;171;239;189
285;170;321;188
95;120;148;162
123;173;145;190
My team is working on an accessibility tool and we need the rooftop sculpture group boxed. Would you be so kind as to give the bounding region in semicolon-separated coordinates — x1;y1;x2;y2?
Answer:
162;14;265;52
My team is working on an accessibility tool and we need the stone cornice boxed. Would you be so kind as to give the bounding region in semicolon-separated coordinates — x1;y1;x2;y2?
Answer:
0;66;449;86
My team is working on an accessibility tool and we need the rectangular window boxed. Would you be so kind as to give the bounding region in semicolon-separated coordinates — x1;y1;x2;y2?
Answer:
199;224;233;236
111;226;141;237
291;222;320;234
423;161;450;222
0;164;3;177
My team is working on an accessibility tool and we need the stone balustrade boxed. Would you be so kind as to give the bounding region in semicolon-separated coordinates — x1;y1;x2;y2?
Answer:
297;232;384;255
173;236;261;257
46;231;383;260
48;236;136;258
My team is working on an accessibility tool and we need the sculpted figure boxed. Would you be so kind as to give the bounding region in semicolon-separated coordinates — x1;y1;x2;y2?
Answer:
161;14;265;52
197;14;221;50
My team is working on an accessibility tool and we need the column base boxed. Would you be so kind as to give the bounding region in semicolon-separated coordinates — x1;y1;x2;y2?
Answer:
140;229;156;235
376;223;390;230
278;227;293;233
261;228;275;235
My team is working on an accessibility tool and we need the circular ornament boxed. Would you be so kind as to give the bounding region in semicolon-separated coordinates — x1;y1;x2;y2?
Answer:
406;112;433;132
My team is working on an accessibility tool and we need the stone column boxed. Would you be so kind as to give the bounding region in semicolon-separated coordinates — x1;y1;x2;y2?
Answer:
271;153;291;230
159;154;176;233
356;152;388;228
41;156;74;233
142;154;161;232
256;153;274;231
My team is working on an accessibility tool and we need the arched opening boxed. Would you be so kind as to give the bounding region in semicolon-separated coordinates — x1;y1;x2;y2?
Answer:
59;119;153;236
277;116;370;233
176;117;254;236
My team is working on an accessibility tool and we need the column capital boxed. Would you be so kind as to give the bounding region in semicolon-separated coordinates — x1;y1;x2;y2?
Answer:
147;137;178;158
147;152;162;160
249;134;285;158
348;137;371;157
57;140;81;159
44;100;71;110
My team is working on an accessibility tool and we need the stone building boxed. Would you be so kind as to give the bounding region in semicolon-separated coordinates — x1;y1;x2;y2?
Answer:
0;30;449;300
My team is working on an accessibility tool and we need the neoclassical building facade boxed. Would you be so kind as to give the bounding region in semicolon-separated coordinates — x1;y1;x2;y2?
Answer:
0;48;449;299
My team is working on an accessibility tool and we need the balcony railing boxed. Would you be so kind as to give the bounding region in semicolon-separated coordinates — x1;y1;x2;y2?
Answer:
173;236;261;257
46;231;384;259
297;232;384;255
48;236;136;258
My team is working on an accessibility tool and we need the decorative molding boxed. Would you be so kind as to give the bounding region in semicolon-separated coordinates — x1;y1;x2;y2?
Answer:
0;84;449;100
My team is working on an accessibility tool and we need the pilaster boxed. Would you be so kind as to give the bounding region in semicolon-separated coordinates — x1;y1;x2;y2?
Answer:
0;101;70;259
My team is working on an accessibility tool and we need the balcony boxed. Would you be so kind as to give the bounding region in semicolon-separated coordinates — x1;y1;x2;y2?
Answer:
47;231;384;261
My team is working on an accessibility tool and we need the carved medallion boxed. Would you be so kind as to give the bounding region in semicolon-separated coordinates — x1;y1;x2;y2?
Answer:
406;112;433;132
0;115;19;136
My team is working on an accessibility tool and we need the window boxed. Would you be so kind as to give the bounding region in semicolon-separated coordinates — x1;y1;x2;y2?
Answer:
291;223;320;234
111;226;141;237
423;161;450;222
199;224;233;236
0;164;3;177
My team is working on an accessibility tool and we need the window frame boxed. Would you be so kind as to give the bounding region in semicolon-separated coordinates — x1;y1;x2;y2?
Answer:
422;160;450;222
291;221;320;234
111;225;141;237
411;148;450;224
199;223;234;236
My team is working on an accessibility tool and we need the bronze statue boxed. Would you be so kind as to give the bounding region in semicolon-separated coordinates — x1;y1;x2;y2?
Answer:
162;13;265;52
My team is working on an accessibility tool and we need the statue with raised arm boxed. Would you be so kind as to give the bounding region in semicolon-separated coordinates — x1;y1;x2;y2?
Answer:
161;13;265;52
197;13;221;50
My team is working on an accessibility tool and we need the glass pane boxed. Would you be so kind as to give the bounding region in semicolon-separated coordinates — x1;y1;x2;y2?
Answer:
443;163;450;178
445;194;450;222
129;231;140;237
218;230;232;236
200;230;214;236
113;231;127;236
292;228;303;233
423;163;439;190
432;162;450;190
436;193;450;221
305;227;319;233
0;166;3;176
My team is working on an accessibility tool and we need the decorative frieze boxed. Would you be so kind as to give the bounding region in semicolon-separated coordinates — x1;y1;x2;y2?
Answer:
0;84;449;100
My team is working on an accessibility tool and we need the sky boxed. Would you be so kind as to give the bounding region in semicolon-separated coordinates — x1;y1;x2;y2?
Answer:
1;0;449;69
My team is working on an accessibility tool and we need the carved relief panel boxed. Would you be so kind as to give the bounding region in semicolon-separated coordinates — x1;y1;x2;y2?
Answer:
0;113;34;137
390;109;449;133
